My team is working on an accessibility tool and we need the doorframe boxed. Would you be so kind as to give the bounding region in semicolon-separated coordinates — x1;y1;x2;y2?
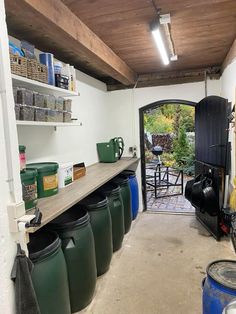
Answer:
139;99;196;211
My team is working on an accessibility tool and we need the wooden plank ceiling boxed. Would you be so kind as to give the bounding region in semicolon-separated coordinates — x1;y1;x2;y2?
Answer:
5;0;236;89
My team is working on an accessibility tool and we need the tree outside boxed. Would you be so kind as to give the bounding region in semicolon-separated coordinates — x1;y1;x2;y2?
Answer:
144;104;195;175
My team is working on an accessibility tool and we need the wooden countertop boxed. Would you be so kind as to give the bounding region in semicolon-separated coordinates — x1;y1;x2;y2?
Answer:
27;157;139;233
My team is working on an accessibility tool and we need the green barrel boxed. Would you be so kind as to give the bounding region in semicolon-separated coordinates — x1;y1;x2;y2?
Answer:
111;174;132;234
20;169;38;211
28;230;71;314
98;183;124;252
78;193;113;276
27;162;59;198
49;208;97;313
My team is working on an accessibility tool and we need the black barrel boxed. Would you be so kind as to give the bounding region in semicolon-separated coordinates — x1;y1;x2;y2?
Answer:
49;208;97;313
78;193;113;276
28;230;71;314
98;182;125;252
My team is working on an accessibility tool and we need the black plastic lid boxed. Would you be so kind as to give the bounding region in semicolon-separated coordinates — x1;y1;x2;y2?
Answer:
207;260;236;290
49;207;89;230
28;230;61;262
122;170;136;177
112;174;129;186
79;193;108;210
98;182;120;196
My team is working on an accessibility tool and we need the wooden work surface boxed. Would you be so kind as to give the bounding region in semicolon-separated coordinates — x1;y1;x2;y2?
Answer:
27;157;139;233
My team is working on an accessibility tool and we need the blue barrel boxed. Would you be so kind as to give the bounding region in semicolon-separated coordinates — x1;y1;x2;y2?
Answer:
122;170;139;220
202;260;236;314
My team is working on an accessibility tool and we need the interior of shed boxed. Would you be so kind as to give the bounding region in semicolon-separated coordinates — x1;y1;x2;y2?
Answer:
1;1;236;313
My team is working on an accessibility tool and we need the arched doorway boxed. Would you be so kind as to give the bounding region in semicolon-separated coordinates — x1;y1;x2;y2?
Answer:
139;99;196;211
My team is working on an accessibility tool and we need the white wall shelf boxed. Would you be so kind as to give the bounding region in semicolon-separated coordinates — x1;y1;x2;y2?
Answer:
12;74;79;97
16;120;82;129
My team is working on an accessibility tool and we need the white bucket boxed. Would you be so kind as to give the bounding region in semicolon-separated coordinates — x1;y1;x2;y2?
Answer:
58;162;73;188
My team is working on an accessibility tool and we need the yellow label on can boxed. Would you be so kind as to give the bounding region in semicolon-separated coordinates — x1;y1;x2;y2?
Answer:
43;174;58;191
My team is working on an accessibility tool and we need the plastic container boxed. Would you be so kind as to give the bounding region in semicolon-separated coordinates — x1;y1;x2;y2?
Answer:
98;182;124;252
54;61;63;75
111;174;132;234
202;260;236;314
58;162;73;188
45;109;57;122
70;65;76;91
122;170;139;220
27;162;59;198
33;93;44;107
17;88;33;106
78;194;113;276
56;111;64;122
55;74;69;89
15;104;20;120
28;230;71;314
39;53;55;86
63;111;72;123
20;105;35;121
49;208;97;312
44;94;56;109
63;99;72;112
19;145;26;171
13;87;17;104
20;169;38;211
55;97;64;111
35;107;46;122
61;64;71;90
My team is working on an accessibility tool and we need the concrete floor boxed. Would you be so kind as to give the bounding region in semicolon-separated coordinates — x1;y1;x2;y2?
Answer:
80;213;235;314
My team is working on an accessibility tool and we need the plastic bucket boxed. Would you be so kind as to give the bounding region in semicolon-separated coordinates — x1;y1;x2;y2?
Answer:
202;260;236;314
111;174;132;234
78;193;113;276
28;230;71;314
19;145;26;171
20;169;38;211
96;139;117;163
49;208;97;312
27;162;59;198
122;170;139;220
98;182;124;252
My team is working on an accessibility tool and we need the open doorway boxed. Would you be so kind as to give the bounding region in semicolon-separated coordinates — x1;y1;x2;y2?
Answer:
139;99;196;213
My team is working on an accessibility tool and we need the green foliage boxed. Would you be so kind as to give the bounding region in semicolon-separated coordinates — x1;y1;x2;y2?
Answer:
144;110;173;134
144;104;195;175
179;105;195;132
144;104;194;135
181;144;195;175
173;126;189;165
161;152;176;168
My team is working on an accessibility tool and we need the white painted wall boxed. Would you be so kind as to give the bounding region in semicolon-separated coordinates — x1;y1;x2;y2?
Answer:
107;80;221;157
17;70;109;166
10;36;109;166
107;79;221;210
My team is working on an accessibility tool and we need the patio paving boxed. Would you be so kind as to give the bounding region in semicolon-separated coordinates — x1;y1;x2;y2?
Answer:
146;174;195;213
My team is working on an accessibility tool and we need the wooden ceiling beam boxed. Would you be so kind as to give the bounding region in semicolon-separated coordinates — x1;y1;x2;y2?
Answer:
107;67;221;91
5;0;137;85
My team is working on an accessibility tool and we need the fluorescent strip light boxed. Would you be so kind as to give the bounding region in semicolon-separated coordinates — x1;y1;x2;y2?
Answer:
152;28;170;65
